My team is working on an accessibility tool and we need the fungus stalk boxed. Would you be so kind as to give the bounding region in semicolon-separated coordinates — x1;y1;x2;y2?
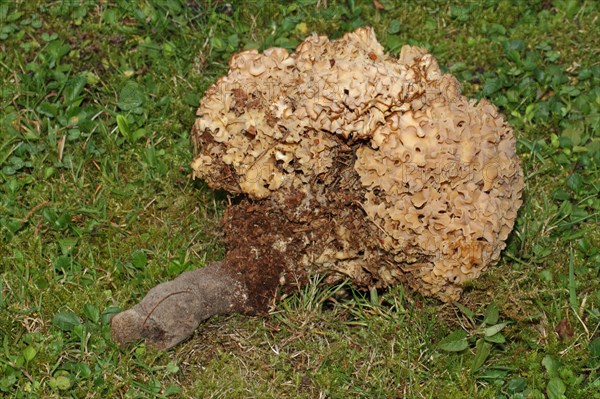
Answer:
111;262;247;350
111;27;524;349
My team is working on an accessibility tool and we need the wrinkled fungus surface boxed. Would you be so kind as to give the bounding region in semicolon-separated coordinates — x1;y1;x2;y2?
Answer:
191;27;524;303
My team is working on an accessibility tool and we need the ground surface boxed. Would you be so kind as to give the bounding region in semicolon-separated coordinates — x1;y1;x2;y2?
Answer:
0;1;599;398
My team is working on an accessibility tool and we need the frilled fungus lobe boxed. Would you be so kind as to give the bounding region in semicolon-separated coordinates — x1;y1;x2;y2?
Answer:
111;27;524;349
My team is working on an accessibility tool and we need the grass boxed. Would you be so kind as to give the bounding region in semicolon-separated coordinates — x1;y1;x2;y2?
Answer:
0;0;599;397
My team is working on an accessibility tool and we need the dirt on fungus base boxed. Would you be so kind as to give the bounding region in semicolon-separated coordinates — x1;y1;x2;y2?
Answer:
218;144;396;313
221;201;304;313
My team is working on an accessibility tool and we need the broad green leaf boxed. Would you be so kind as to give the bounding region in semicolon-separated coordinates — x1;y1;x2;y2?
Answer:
44;166;56;179
6;219;22;234
116;114;130;136
117;82;145;111
162;42;176;57
52;375;72;390
546;378;566;399
385;35;403;53
438;330;468;352
132;250;147;269
46;40;71;67
527;388;545;399
388;20;401;34
52;255;72;272
0;3;9;20
566;173;583;193
183;93;200;107
273;36;299;49
167;260;188;275
485;333;506;344
542;355;561;378
164;385;182;396
67;362;92;378
449;62;467;73
477;368;509;380
210;36;225;51
22;346;37;362
454;302;475;320
145;146;157;165
590;338;600;358
131;128;147;142
471;338;492;373
552;188;570;201
561;125;582;147
166;361;179;374
227;34;239;49
72;324;87;339
83;304;100;323
64;75;87;104
53;311;81;332
0;374;17;390
489;23;506;36
58;237;78;255
37;102;60;118
369;286;379;305
483;77;503;96
483;303;499;325
484;322;508;337
101;306;121;325
506;377;527;394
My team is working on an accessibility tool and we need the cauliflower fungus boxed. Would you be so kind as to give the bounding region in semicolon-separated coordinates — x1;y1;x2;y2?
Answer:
111;27;524;349
191;26;523;301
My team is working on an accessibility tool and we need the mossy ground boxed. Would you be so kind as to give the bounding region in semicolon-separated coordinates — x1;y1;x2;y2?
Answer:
0;1;598;398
